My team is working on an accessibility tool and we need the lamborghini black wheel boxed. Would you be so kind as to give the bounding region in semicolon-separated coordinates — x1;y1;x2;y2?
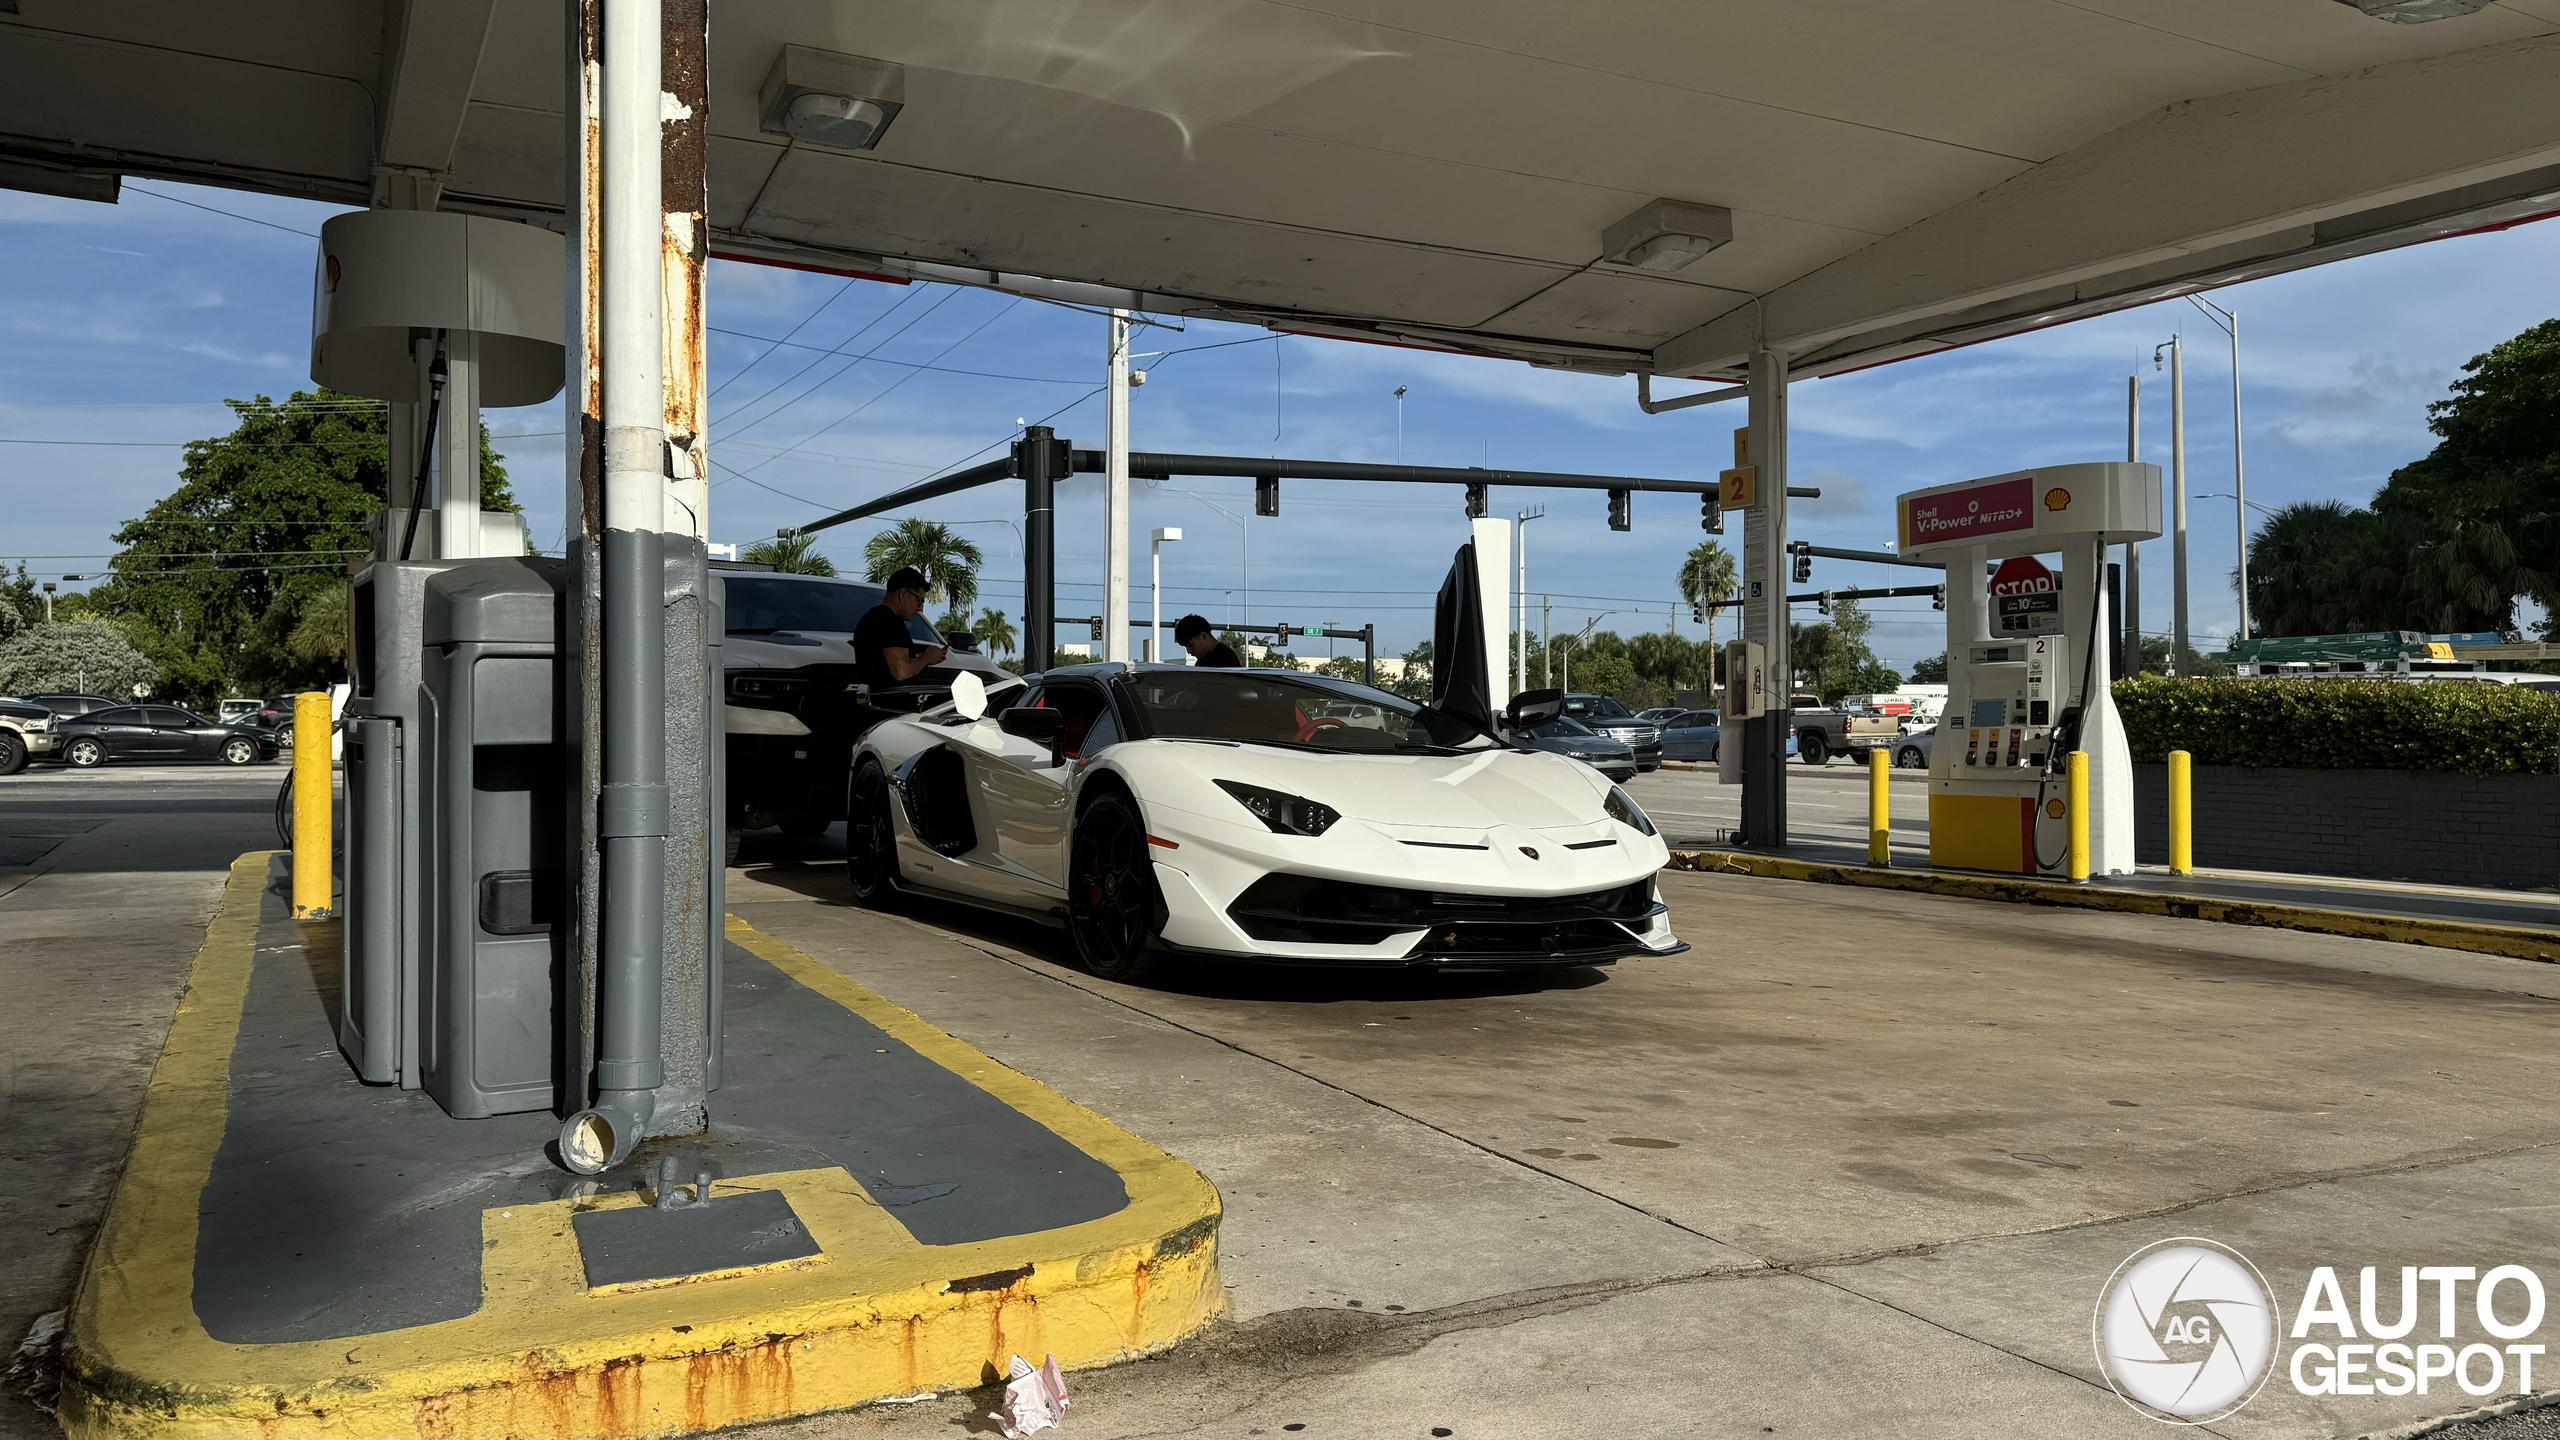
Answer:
1068;792;1162;983
845;760;901;908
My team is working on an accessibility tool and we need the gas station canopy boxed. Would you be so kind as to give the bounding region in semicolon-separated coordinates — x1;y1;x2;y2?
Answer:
2;2;2557;379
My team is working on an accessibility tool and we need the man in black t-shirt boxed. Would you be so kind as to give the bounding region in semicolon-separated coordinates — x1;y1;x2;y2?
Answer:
1174;614;1241;667
854;567;947;691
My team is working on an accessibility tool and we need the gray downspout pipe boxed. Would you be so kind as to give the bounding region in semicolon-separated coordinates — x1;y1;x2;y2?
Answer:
561;525;666;1172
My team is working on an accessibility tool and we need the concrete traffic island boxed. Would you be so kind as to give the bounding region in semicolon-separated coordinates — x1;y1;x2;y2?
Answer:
58;854;1223;1438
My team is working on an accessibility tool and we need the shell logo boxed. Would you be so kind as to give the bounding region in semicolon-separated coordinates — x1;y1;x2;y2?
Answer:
2044;487;2071;512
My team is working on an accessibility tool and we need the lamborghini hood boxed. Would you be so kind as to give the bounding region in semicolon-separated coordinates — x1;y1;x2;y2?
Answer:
1197;744;1606;830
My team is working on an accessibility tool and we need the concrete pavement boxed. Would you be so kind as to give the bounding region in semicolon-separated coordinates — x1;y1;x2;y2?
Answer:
723;839;2559;1439
0;763;287;1435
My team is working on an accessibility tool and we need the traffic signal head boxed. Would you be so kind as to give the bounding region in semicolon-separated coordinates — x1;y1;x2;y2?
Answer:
1932;583;1947;612
1271;624;1289;647
1691;600;1708;624
1089;616;1104;640
1789;540;1813;584
1817;591;1832;616
1700;490;1722;533
1607;488;1631;532
1465;482;1489;519
1255;475;1280;517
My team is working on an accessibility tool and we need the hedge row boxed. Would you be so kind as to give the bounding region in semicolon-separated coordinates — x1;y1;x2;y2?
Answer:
2110;677;2560;775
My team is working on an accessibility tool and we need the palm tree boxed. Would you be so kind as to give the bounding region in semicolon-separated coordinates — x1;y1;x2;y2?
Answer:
970;608;1018;658
863;519;982;612
740;532;836;576
1678;540;1738;682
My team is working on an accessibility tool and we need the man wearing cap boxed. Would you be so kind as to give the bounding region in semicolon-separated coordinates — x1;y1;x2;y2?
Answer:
1173;614;1241;667
856;566;948;691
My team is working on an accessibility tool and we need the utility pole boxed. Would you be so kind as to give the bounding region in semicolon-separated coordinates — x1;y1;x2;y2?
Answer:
1103;309;1131;661
1394;386;1407;465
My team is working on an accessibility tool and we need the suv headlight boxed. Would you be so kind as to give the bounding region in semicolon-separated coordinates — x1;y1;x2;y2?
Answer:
1215;780;1340;837
1603;785;1656;836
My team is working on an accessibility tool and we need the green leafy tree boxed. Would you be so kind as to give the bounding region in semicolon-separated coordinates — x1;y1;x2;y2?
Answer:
1909;651;1948;684
2243;319;2559;637
0;620;157;700
1791;598;1888;704
741;532;836;576
862;519;981;611
0;563;42;641
85;391;515;708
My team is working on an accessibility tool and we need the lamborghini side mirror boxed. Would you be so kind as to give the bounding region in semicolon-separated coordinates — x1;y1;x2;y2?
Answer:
998;706;1066;765
1505;688;1564;731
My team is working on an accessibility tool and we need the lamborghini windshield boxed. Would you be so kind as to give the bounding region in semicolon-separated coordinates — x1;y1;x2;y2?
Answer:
1116;668;1499;753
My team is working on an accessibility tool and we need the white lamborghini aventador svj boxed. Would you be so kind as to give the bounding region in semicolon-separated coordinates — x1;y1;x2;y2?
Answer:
845;662;1684;982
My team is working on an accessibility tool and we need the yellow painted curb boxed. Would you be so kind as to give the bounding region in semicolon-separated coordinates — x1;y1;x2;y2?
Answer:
61;854;1224;1438
1667;849;2560;964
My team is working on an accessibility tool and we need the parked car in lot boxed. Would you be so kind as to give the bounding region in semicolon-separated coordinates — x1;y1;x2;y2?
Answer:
0;698;61;774
19;692;118;718
54;704;281;767
1516;715;1639;782
1558;694;1662;771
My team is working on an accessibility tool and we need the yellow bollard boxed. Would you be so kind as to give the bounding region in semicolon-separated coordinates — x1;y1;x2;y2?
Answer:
292;690;334;919
1867;746;1891;867
2066;750;2089;882
2167;748;2193;876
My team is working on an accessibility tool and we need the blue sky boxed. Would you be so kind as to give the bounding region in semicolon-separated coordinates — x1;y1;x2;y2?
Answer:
4;179;2556;671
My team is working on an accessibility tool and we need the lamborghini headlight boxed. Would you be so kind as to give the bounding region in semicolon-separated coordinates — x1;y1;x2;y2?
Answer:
1604;785;1656;836
1215;780;1340;837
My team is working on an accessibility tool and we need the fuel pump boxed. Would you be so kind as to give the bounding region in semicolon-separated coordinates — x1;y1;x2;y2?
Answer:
1897;463;2160;875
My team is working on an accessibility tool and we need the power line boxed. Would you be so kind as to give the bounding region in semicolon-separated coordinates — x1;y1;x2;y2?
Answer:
708;279;855;401
732;298;1026;477
123;184;325;238
709;325;1087;385
717;285;962;437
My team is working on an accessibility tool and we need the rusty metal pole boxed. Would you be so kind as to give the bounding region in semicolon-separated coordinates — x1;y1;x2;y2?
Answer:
559;0;715;1172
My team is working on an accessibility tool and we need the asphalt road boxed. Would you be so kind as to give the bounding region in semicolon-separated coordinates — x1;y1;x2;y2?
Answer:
1623;759;1931;850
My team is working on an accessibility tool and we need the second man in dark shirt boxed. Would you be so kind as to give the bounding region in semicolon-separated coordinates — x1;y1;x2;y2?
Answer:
1174;614;1241;667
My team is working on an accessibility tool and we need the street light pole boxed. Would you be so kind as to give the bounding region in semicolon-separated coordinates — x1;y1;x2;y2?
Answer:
1393;385;1407;465
1104;309;1132;661
1149;527;1181;662
2125;375;2140;673
1514;506;1543;697
2155;335;2187;675
2188;296;2248;641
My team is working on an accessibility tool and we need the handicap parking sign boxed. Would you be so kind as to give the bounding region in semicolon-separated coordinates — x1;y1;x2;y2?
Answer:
1749;580;1764;598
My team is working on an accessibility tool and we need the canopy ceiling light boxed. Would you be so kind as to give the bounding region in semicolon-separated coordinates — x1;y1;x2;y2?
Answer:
1600;199;1733;273
2332;0;2491;19
759;45;905;151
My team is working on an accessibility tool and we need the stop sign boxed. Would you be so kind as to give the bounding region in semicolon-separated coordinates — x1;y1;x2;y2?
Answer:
1988;555;2055;597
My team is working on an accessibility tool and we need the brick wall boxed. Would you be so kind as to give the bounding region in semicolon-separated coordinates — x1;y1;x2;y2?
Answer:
2132;765;2560;890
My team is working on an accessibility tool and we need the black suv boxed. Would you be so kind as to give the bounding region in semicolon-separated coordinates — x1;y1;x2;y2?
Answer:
1558;693;1663;771
720;568;1011;857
